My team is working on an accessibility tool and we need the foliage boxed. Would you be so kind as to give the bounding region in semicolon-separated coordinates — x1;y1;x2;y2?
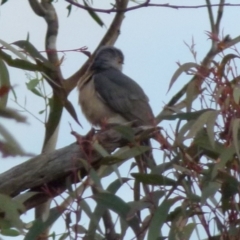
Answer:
1;1;240;240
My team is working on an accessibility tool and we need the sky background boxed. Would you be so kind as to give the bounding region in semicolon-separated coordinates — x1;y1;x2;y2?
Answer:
0;0;240;239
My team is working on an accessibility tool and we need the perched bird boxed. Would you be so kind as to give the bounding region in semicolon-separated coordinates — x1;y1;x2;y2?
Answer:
78;46;156;167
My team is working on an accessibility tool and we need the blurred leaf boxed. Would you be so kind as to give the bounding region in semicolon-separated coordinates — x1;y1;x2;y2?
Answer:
83;0;104;27
0;107;26;122
222;176;239;199
24;207;63;240
26;79;43;97
0;58;10;107
148;198;178;239
58;233;69;240
71;224;86;234
1;228;20;236
114;125;135;142
0;49;41;71
201;181;220;204
1;0;9;5
0;123;28;157
93;142;110;157
101;146;149;165
132;173;176;186
107;178;130;193
94;192;140;235
89;168;102;188
88;178;130;237
13;40;47;62
168;62;199;92
0;39;27;60
64;99;82;127
79;200;94;222
0;194;24;230
160;109;214;121
232;118;240;159
185;110;218;139
186;80;196;112
43;95;63;149
181;223;196;239
206;110;219;148
66;4;72;17
233;87;240;104
218;54;240;77
14;192;38;205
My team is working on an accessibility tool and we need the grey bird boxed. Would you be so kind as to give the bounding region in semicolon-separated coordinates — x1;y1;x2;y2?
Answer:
78;46;156;167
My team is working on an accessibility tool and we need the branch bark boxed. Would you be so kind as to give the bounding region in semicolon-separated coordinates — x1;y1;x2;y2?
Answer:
0;127;131;211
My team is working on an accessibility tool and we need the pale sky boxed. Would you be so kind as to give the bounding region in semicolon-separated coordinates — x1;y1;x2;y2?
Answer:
0;0;240;239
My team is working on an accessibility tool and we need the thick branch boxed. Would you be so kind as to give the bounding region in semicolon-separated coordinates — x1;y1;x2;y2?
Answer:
0;128;131;209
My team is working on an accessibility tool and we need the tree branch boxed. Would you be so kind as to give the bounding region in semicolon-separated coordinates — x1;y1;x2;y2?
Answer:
0;127;133;211
65;0;240;13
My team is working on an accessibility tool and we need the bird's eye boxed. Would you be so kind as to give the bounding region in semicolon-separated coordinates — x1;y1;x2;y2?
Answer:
119;59;124;64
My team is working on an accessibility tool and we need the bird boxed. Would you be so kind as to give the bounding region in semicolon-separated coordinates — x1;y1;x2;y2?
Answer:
78;46;156;168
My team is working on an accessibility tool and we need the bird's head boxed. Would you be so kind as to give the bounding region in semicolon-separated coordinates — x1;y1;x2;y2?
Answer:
91;46;124;71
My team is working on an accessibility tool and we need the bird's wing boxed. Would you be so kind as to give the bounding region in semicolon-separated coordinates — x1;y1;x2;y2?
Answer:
93;68;154;126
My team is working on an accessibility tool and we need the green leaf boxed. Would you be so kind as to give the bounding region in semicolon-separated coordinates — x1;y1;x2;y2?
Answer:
64;99;82;127
88;178;130;238
0;49;41;71
93;142;110;157
24;207;63;240
26;79;43;97
132;173;176;186
232;118;240;159
83;0;104;27
114;125;135;142
160;109;214;121
222;176;239;199
233;87;240;104
1;0;9;5
148;198;177;239
0;58;10;107
43;94;63;149
101;146;150;165
107;178;130;194
0;194;24;230
13;40;47;62
219;54;240;77
66;4;72;17
201;181;220;204
1;228;20;236
26;79;39;90
71;224;86;234
206;110;219;148
0;122;28;157
181;223;196;239
0;39;27;60
186;110;217;139
168;62;199;92
94;192;140;235
0;107;26;122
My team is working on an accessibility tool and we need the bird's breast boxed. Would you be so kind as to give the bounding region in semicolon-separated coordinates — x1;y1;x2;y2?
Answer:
79;78;127;126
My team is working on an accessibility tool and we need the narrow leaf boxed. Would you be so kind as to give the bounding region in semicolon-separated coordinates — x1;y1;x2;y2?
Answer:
24;207;63;240
148;198;177;239
232;118;240;159
0;58;10;107
94;192;140;235
13;40;47;62
83;0;104;27
168;62;199;92
132;173;176;186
